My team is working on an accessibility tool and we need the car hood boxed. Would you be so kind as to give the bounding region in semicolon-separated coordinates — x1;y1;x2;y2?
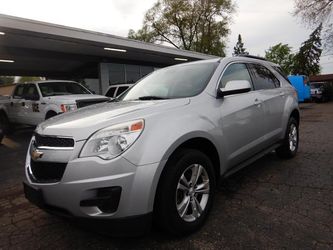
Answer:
44;94;108;102
36;99;190;140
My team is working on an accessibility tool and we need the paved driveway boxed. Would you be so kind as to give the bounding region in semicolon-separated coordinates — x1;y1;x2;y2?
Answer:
0;103;332;249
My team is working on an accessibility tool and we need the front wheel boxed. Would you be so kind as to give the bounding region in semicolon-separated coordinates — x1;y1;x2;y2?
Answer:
276;117;299;159
154;149;216;235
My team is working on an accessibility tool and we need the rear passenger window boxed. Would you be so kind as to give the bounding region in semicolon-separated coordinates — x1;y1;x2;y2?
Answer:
219;63;253;89
106;87;117;97
249;64;280;89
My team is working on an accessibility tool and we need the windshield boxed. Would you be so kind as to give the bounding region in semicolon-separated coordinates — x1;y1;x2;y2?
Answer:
39;82;91;97
311;83;323;89
119;62;218;101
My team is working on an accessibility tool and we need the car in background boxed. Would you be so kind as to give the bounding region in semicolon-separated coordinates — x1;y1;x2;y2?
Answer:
288;75;311;102
310;82;325;102
0;80;109;128
105;84;133;98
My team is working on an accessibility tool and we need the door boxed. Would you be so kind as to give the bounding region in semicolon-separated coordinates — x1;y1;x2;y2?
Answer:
21;84;43;125
218;63;267;167
248;63;285;142
8;84;25;123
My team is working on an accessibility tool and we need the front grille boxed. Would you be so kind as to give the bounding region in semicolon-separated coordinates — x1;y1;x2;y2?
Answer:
76;98;109;108
34;133;74;148
29;160;67;183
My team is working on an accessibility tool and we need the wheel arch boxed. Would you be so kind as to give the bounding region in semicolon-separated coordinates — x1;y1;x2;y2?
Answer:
151;136;221;213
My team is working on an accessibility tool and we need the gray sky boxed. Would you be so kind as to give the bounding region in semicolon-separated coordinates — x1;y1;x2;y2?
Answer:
1;0;332;73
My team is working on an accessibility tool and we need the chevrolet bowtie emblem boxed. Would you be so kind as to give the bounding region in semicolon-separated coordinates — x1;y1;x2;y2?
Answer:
31;149;43;161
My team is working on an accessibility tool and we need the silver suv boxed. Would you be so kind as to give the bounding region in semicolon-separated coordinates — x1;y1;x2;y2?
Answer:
24;56;299;235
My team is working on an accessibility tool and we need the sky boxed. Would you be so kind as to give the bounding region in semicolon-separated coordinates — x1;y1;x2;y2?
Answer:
0;0;332;73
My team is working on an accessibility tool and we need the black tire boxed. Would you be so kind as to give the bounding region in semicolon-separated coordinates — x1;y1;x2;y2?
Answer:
0;112;9;141
276;117;299;159
45;111;57;120
154;149;216;236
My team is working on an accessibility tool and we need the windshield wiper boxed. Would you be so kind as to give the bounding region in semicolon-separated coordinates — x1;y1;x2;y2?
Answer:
137;96;169;100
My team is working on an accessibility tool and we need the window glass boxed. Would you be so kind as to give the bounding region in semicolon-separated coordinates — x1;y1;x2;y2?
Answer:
219;63;252;89
38;82;90;96
13;85;25;98
120;62;218;100
116;86;129;96
24;84;39;99
140;66;154;77
109;64;125;85
126;65;141;84
272;66;291;84
250;64;280;90
105;87;117;97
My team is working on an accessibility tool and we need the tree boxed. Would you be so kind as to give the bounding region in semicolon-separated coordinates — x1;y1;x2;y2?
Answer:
265;43;294;75
233;34;249;56
0;76;15;85
293;0;333;51
128;0;235;56
17;76;43;83
292;24;323;76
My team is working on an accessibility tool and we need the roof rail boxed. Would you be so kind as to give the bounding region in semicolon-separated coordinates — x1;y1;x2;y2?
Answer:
235;54;267;61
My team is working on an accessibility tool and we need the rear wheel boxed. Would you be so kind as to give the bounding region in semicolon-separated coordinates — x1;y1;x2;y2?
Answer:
276;117;299;159
0;112;9;142
154;149;215;235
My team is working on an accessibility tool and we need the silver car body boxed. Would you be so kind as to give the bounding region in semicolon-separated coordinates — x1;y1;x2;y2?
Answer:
24;57;299;220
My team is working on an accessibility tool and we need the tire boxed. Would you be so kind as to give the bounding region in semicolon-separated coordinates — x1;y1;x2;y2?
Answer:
0;112;9;140
154;149;216;236
45;111;57;120
276;117;299;159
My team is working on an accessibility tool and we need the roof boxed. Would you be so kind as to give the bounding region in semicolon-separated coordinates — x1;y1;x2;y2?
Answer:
309;74;333;82
0;14;216;78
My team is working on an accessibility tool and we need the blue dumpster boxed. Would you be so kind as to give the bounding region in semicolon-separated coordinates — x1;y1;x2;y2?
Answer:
288;75;311;102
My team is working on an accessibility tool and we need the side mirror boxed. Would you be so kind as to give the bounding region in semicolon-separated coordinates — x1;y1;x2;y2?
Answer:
217;80;252;98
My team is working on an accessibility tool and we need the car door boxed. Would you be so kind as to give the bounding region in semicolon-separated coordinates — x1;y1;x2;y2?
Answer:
218;63;267;167
8;84;25;123
248;63;285;142
21;84;43;125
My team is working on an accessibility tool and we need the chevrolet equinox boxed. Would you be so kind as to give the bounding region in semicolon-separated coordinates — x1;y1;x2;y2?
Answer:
24;56;299;235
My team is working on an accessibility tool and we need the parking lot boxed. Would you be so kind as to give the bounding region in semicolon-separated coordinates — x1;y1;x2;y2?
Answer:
0;102;332;249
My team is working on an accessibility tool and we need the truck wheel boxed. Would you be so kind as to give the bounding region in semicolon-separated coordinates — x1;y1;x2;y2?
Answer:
154;149;215;235
45;111;57;120
276;117;299;159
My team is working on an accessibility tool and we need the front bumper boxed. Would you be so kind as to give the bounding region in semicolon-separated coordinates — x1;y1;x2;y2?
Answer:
24;139;161;220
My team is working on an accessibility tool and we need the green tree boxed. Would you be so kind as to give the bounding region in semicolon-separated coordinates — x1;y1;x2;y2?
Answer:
0;76;15;85
265;43;294;75
292;24;323;76
17;76;43;83
233;34;249;56
293;0;333;51
128;0;235;56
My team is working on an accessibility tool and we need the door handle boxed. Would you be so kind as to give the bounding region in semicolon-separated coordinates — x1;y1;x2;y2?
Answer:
10;102;13;107
279;92;285;97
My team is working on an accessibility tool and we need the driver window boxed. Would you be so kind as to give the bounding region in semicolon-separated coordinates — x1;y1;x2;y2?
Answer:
219;63;253;89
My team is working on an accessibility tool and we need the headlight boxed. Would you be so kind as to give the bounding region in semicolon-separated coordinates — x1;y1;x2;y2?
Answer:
60;104;77;112
80;119;144;160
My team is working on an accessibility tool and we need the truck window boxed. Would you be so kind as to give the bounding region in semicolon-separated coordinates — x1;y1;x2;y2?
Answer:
105;87;117;97
23;84;39;100
38;82;91;97
13;85;25;99
116;86;129;96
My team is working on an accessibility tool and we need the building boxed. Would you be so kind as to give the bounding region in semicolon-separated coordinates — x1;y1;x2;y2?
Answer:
0;14;215;95
309;74;333;84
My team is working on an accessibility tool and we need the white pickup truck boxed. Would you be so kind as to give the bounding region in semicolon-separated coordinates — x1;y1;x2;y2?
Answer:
0;80;109;130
